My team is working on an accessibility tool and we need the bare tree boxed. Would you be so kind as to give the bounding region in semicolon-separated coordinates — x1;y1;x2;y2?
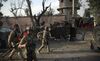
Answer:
33;0;51;26
44;8;55;15
10;0;25;17
0;0;8;9
26;0;36;29
0;0;8;27
10;0;25;33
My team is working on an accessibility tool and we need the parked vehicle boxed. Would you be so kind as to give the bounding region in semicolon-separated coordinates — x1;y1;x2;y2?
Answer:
0;27;12;49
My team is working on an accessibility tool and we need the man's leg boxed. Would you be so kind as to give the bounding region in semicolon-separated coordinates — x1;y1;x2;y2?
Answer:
2;48;12;57
37;39;45;53
32;48;38;61
19;49;26;61
46;40;50;53
37;43;45;53
27;48;37;61
8;48;16;59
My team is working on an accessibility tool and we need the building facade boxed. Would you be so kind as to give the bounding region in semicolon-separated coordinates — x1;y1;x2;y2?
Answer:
58;0;80;22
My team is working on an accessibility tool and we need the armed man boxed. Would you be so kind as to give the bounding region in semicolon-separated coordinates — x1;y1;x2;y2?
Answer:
18;27;38;61
8;24;25;61
37;26;51;54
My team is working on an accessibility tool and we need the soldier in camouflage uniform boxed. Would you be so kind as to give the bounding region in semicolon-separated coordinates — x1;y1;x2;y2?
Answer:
37;26;51;54
18;27;38;61
8;24;25;60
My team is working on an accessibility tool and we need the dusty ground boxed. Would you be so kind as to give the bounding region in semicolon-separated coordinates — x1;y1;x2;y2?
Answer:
0;31;100;61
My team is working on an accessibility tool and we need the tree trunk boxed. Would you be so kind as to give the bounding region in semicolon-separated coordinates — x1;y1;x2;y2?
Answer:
26;0;36;29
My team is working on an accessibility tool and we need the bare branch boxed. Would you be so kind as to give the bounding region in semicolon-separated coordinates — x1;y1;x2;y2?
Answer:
20;0;25;8
38;3;51;19
42;0;47;11
34;0;51;26
9;0;26;33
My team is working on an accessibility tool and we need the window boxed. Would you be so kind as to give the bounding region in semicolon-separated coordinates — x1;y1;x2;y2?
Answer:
61;0;63;2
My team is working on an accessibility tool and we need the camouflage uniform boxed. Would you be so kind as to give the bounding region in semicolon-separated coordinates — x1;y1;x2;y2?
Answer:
8;24;25;61
18;28;38;61
37;26;50;53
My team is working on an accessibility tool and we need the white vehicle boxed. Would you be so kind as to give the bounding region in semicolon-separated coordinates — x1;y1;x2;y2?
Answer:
90;25;100;50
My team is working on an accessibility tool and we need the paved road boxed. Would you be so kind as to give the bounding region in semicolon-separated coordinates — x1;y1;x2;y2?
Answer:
36;40;100;61
0;31;100;61
0;40;100;61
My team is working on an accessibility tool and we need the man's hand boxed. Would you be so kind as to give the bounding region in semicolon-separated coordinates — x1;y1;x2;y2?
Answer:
18;44;26;48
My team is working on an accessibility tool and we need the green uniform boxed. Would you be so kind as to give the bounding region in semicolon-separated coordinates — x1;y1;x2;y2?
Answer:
26;33;37;61
8;30;25;61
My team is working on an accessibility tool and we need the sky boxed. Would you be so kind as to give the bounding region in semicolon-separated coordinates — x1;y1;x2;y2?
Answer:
77;0;89;16
0;0;89;17
32;0;59;15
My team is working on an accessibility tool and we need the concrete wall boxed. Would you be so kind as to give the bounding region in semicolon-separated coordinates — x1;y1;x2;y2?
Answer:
1;15;65;31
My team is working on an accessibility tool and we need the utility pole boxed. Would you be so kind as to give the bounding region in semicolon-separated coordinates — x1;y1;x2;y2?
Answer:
72;0;75;17
70;0;76;41
72;0;75;27
26;0;35;29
